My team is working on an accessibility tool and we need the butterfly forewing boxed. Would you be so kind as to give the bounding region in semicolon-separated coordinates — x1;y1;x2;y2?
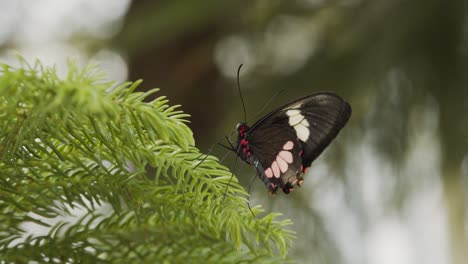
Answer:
286;93;351;167
237;92;351;194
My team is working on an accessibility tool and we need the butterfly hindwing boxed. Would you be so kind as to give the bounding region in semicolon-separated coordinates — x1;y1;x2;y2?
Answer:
237;92;351;194
246;124;303;193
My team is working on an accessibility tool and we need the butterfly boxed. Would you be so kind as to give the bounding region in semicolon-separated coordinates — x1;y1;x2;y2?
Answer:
235;92;351;194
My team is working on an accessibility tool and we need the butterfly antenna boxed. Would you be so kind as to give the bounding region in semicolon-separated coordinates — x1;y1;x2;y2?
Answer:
237;64;247;122
251;87;287;121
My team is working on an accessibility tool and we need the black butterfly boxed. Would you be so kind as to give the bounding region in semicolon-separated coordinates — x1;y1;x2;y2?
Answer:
235;92;351;194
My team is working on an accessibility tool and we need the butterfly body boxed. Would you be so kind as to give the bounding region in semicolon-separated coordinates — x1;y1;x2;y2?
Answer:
235;92;351;194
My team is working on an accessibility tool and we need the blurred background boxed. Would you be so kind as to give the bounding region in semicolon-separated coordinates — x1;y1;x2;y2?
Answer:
1;0;467;263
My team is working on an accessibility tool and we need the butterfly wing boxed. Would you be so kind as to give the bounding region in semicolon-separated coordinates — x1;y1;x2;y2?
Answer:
246;124;303;193
245;92;351;193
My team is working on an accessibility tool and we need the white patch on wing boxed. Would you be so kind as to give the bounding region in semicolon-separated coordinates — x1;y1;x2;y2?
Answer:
295;124;310;141
286;110;301;123
283;141;294;150
271;161;280;178
278;150;293;163
286;102;302;110
276;156;288;173
286;109;310;142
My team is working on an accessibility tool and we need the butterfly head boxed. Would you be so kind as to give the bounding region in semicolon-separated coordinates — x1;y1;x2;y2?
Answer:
236;122;249;137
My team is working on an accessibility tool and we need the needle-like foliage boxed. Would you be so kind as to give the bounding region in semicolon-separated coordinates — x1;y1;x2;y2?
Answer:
0;59;294;263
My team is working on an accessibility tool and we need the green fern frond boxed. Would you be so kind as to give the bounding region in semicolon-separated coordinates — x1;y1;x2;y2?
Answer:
0;59;295;263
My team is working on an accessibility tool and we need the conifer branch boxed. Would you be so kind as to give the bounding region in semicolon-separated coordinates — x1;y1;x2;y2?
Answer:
0;59;295;263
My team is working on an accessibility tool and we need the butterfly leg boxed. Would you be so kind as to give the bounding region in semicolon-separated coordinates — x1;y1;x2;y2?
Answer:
225;135;236;150
215;136;237;152
217;142;235;151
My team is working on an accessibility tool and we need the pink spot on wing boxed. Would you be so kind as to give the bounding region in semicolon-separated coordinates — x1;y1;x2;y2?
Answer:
271;161;280;178
304;167;310;173
265;168;273;178
276;156;288;173
283;141;294;150
278;151;293;163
